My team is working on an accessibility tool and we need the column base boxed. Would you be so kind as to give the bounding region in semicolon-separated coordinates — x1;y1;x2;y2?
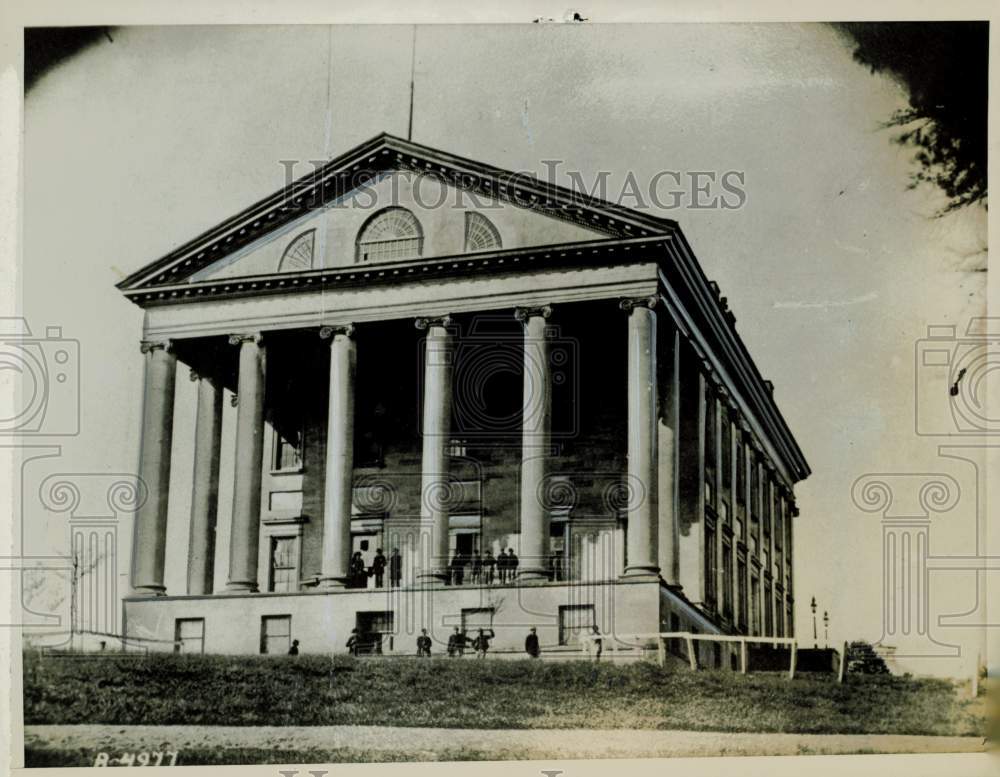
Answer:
516;568;549;582
317;576;349;589
131;585;167;597
416;571;450;584
225;581;259;593
621;565;661;581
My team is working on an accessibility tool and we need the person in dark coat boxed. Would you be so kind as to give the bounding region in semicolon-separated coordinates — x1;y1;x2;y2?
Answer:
349;551;366;588
472;627;495;658
525;628;540;658
471;552;483;584
447;626;466;657
497;549;508;583
450;552;464;586
371;548;387;588
483;550;496;584
389;548;402;587
416;629;432;657
346;628;359;656
507;548;519;580
288;639;300;656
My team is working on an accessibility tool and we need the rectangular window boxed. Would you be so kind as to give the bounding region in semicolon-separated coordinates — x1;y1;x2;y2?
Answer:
722;541;733;619
721;417;732;493
559;604;596;646
268;536;299;592
174;618;204;654
705;523;717;607
750;575;761;636
764;579;773;637
260;615;291;655
738;558;748;631
736;440;746;504
461;607;495;632
704;387;716;508
775;597;785;637
750;455;759;518
273;425;303;471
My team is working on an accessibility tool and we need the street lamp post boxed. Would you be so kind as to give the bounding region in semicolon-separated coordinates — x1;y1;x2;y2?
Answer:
810;596;818;648
823;610;829;649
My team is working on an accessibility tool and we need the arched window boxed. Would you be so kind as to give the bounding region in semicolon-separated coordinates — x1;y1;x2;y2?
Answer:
355;207;423;263
464;212;502;252
278;230;315;272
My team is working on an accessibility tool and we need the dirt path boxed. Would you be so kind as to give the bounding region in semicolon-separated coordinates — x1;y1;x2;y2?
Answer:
24;724;986;760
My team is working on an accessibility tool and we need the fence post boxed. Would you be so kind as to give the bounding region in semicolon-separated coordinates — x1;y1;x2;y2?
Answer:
686;636;698;671
657;637;666;667
788;641;797;680
838;640;848;684
971;650;980;699
740;639;748;674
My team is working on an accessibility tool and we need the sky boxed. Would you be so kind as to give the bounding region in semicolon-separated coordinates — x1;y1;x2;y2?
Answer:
19;22;991;675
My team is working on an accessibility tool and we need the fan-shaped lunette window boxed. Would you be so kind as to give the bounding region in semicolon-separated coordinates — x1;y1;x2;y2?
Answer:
278;230;315;272
355;207;424;263
464;212;502;252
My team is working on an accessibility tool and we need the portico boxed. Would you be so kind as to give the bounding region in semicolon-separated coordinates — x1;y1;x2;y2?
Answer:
120;133;809;658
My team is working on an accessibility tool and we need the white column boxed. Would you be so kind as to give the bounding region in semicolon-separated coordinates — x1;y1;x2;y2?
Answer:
659;323;680;585
416;315;454;582
319;325;356;588
621;296;660;578
226;333;266;592
131;340;176;596
187;368;223;595
515;305;553;580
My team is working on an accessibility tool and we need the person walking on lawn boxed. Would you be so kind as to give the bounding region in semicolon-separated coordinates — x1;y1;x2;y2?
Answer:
447;626;467;657
472;627;495;658
525;627;540;658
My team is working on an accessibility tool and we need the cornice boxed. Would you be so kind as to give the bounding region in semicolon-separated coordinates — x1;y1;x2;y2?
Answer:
123;235;670;307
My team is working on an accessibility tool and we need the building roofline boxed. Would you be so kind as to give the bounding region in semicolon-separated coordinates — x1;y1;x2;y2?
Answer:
117;132;677;292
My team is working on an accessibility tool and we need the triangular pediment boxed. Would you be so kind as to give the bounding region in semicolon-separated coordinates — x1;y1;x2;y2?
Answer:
190;172;617;282
118;133;675;291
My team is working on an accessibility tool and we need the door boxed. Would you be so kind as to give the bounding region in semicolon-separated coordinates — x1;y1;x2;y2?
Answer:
356;611;394;654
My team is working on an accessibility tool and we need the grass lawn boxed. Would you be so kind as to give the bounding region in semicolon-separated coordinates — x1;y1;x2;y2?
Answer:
22;651;986;737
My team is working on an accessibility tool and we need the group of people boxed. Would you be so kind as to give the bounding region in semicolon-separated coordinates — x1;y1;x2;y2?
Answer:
290;624;604;660
448;548;519;586
344;546;565;588
442;626;496;657
347;548;402;589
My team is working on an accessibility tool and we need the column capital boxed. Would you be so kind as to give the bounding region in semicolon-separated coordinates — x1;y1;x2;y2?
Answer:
513;304;553;322
228;332;264;347
319;324;355;340
414;314;453;331
139;339;173;354
619;294;660;312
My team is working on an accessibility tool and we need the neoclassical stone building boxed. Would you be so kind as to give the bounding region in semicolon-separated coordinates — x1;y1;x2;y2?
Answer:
119;134;809;659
